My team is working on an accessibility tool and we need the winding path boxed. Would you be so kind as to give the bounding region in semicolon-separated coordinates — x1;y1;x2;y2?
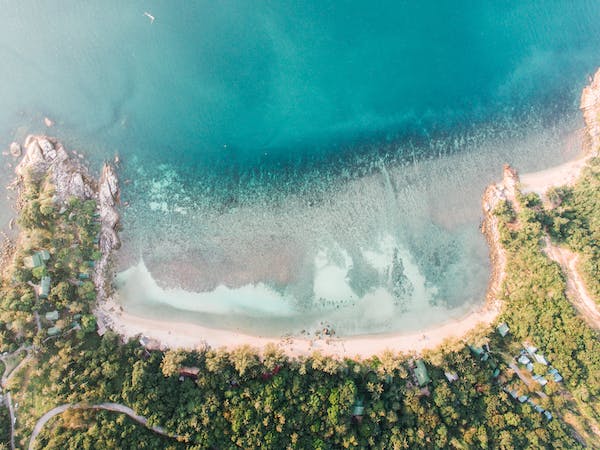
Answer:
28;402;180;450
543;239;600;329
1;346;33;450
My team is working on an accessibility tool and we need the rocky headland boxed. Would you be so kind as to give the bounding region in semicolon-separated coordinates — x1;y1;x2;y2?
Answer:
9;135;121;304
480;164;518;310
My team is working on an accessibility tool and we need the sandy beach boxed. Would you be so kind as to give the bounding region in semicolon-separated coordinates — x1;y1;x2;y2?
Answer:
97;297;499;358
99;253;502;359
520;153;593;197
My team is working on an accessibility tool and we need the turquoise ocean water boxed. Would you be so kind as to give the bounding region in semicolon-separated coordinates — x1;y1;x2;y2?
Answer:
1;1;600;335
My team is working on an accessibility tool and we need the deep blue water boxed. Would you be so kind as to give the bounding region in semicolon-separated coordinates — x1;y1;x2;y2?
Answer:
1;1;600;335
1;2;599;170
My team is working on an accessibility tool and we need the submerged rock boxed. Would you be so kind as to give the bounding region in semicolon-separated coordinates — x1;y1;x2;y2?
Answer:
9;142;21;158
94;162;121;302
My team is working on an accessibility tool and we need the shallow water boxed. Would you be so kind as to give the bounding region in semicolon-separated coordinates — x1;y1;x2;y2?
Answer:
0;2;599;336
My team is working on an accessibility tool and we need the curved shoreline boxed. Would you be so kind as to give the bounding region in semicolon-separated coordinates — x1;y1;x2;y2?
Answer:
97;146;593;358
96;68;600;358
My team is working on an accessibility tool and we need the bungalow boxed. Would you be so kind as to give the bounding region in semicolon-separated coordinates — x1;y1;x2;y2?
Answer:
534;404;544;413
532;375;548;387
352;400;365;417
444;371;459;383
352;399;365;424
40;276;51;299
139;336;161;351
47;326;61;336
45;310;59;321
497;323;510;337
544;411;553;421
517;354;531;365
178;366;200;380
517;395;529;403
533;353;548;365
548;368;563;383
25;253;42;269
414;360;431;387
469;345;489;361
506;389;518;399
25;250;50;269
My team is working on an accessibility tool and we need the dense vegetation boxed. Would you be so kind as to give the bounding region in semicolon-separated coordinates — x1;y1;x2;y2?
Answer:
0;169;99;350
0;162;598;448
36;409;183;450
546;157;600;300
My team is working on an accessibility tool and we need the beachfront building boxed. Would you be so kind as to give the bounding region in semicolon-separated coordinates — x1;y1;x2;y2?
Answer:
178;366;200;380
469;345;489;362
497;323;510;337
469;343;501;377
414;360;431;387
139;336;161;351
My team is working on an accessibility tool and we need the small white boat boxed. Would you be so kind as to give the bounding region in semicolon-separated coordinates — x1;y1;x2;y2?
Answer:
143;12;155;24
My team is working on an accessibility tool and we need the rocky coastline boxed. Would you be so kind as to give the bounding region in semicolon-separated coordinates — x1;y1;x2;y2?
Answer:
581;69;600;157
480;164;518;312
8;135;121;305
479;66;600;317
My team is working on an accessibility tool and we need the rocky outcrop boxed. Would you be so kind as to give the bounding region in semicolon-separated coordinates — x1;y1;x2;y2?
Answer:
9;142;21;158
481;164;518;308
94;163;121;302
15;136;95;201
12;135;120;303
581;68;600;156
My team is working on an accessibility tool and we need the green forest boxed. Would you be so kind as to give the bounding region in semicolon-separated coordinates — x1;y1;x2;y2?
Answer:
0;159;598;449
546;158;600;300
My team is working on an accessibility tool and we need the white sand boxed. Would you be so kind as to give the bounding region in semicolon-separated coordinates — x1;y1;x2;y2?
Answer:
97;298;498;358
520;154;592;196
96;147;593;359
